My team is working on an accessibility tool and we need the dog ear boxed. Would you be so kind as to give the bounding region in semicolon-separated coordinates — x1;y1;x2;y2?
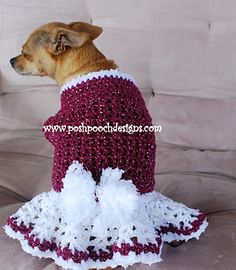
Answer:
52;28;89;55
68;22;103;40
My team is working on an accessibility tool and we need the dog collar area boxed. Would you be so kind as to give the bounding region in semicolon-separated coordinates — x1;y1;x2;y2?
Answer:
60;69;135;94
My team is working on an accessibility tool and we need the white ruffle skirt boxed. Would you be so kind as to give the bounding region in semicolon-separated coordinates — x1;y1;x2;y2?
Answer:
4;161;208;270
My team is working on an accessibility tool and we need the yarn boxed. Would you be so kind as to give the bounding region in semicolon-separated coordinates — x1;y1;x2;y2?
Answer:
4;69;208;270
43;69;156;194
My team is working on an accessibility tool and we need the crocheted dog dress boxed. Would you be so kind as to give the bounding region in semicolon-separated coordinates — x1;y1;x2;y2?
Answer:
4;69;208;270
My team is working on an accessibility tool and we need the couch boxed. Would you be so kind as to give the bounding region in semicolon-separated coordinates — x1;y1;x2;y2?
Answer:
0;0;235;269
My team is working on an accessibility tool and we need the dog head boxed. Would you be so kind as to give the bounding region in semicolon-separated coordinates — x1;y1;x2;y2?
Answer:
10;22;103;78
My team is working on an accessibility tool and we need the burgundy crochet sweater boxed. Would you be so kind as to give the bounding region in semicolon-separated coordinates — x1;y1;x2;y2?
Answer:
43;70;156;194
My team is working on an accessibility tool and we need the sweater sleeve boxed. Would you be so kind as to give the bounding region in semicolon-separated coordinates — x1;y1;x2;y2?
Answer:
42;111;64;146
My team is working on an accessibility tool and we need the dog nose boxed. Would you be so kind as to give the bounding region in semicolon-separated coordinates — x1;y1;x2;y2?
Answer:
10;58;16;67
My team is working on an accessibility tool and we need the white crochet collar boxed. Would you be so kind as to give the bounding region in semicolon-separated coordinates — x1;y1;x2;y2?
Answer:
60;69;135;94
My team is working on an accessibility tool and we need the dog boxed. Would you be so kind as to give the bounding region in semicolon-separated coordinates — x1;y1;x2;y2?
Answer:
8;22;207;269
10;21;117;86
9;21;185;270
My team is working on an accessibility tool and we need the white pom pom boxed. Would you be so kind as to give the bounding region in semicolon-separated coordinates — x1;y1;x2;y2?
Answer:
60;161;97;225
93;167;139;235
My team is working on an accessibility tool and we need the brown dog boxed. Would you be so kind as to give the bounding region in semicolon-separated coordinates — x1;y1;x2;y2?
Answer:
10;21;117;86
10;21;184;270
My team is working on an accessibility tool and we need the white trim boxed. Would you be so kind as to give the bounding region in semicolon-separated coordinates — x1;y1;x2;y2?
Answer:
60;69;135;94
161;219;209;243
3;161;209;269
4;225;163;270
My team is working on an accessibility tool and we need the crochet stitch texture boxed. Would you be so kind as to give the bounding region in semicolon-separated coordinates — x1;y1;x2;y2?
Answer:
4;69;208;270
44;69;156;193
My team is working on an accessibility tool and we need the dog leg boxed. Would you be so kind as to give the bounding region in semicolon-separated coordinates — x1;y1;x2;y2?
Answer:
169;240;184;247
89;267;114;270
